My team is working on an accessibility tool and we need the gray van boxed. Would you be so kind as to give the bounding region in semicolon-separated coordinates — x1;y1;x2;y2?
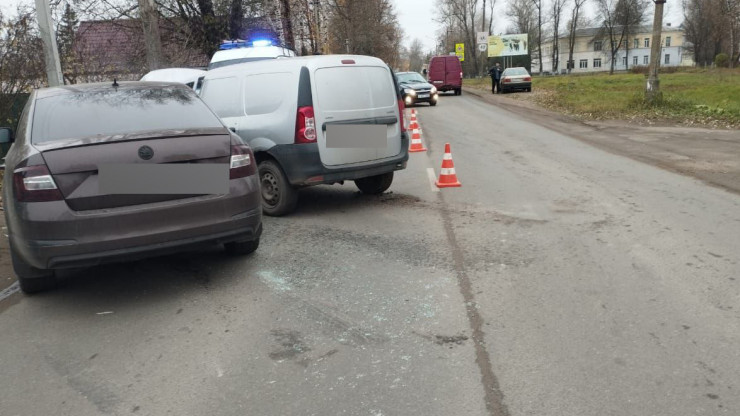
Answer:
199;55;409;216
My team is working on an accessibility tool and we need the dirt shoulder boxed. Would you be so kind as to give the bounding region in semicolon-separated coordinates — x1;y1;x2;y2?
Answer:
464;87;740;196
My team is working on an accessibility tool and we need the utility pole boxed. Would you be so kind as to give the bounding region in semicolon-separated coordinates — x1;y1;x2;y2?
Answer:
35;0;64;87
646;0;665;102
138;0;166;70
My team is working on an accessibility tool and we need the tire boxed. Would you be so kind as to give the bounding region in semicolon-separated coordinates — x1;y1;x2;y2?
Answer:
429;100;437;106
224;238;260;255
527;87;532;92
457;88;462;96
258;160;298;216
10;245;56;294
355;172;394;195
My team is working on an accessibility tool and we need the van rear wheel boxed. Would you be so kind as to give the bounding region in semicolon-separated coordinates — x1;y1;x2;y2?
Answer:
355;172;394;195
258;160;298;216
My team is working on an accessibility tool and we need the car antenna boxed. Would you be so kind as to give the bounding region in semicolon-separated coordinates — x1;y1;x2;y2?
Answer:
112;78;119;87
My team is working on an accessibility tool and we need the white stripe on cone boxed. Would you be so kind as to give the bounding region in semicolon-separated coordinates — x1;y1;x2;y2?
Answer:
440;168;456;175
443;153;452;160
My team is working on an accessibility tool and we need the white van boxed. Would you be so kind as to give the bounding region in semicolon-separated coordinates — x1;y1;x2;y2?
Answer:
199;55;409;216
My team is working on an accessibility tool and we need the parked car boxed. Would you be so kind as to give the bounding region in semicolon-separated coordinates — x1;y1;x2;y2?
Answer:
0;82;262;293
208;40;296;70
199;55;409;216
501;67;532;93
140;68;207;93
396;71;438;106
427;55;463;95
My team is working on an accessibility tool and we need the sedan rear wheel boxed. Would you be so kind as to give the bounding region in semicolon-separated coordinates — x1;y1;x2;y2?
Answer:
258;160;298;216
10;245;56;294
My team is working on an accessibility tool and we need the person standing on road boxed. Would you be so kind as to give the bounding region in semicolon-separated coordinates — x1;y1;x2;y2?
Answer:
488;63;503;94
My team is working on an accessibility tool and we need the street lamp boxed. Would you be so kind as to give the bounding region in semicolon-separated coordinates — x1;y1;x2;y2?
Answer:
646;0;666;102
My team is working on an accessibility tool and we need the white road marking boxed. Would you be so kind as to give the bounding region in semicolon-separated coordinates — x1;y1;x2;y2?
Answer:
427;168;440;192
0;281;19;302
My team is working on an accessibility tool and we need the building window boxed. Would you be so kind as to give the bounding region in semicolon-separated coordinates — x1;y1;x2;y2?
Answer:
593;58;602;68
594;41;602;51
644;38;650;48
643;55;649;65
634;38;639;48
579;59;588;68
665;54;670;64
665;36;671;47
633;56;638;65
623;56;627;67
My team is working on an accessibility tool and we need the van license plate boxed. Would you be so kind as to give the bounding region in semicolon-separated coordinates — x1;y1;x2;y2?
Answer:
326;124;387;148
418;94;429;98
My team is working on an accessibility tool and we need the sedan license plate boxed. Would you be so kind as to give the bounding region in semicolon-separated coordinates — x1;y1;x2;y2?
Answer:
418;93;430;99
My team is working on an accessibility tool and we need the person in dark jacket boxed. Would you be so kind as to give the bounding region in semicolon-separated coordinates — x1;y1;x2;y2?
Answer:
488;62;503;94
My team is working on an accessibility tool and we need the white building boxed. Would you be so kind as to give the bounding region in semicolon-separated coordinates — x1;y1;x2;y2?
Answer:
537;24;694;74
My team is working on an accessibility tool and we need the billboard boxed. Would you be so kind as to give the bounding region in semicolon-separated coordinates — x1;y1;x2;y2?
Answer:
488;34;528;57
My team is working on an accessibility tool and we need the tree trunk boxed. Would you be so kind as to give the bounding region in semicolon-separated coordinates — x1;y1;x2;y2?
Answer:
138;0;166;70
229;0;243;39
279;0;295;49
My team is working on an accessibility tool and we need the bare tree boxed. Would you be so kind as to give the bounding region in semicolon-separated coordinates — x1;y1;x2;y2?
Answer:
407;38;425;72
566;0;588;73
437;0;482;75
596;0;647;74
551;0;569;72
0;11;45;126
506;0;537;68
532;0;543;74
138;0;166;69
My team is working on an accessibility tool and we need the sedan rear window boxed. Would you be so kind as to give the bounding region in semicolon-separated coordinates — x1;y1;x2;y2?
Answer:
505;68;529;76
31;86;224;144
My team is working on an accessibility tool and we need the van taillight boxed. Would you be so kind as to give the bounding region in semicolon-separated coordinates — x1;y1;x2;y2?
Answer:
13;164;63;202
230;144;256;179
397;99;406;133
460;72;463;79
295;106;317;144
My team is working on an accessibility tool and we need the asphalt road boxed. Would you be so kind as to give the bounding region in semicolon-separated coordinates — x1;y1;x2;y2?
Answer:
1;92;739;416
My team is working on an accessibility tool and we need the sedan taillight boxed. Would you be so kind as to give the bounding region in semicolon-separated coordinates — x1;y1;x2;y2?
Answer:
230;144;256;179
13;164;63;202
524;77;532;81
503;77;512;83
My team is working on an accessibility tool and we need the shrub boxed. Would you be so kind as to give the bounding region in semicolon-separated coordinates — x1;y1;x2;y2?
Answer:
715;53;730;68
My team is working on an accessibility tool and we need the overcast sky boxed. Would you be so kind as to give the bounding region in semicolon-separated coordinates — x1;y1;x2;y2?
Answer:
2;0;684;54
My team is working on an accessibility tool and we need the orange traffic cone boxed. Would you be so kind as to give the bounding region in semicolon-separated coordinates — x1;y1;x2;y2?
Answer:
435;143;461;188
408;110;419;130
408;128;427;152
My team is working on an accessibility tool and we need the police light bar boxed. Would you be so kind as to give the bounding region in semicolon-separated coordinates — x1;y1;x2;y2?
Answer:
252;39;272;47
219;39;249;50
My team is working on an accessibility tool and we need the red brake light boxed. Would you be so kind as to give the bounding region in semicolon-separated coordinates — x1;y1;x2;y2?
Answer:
503;77;511;83
295;106;316;144
398;99;406;133
341;59;356;65
13;164;63;202
524;77;532;81
230;144;256;179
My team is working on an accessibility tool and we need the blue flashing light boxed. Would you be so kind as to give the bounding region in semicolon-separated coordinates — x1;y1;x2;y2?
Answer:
252;39;273;47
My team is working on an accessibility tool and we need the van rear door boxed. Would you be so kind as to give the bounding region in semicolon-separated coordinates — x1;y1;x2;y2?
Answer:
313;64;402;166
445;57;462;87
429;58;445;88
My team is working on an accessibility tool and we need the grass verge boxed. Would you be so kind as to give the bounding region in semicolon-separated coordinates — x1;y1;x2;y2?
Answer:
466;68;740;128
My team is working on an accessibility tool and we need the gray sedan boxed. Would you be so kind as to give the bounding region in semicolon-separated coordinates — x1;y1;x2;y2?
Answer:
501;67;532;93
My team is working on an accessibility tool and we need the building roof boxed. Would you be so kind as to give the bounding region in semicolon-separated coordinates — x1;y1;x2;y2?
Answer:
550;25;683;42
74;19;210;75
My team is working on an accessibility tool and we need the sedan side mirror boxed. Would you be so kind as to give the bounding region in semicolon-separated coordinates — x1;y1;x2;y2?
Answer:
0;127;14;144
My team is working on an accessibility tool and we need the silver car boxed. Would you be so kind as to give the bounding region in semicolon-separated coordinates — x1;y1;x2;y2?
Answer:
501;67;532;93
199;55;409;216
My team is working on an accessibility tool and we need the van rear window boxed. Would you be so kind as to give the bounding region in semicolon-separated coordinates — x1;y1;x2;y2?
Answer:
315;66;396;111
